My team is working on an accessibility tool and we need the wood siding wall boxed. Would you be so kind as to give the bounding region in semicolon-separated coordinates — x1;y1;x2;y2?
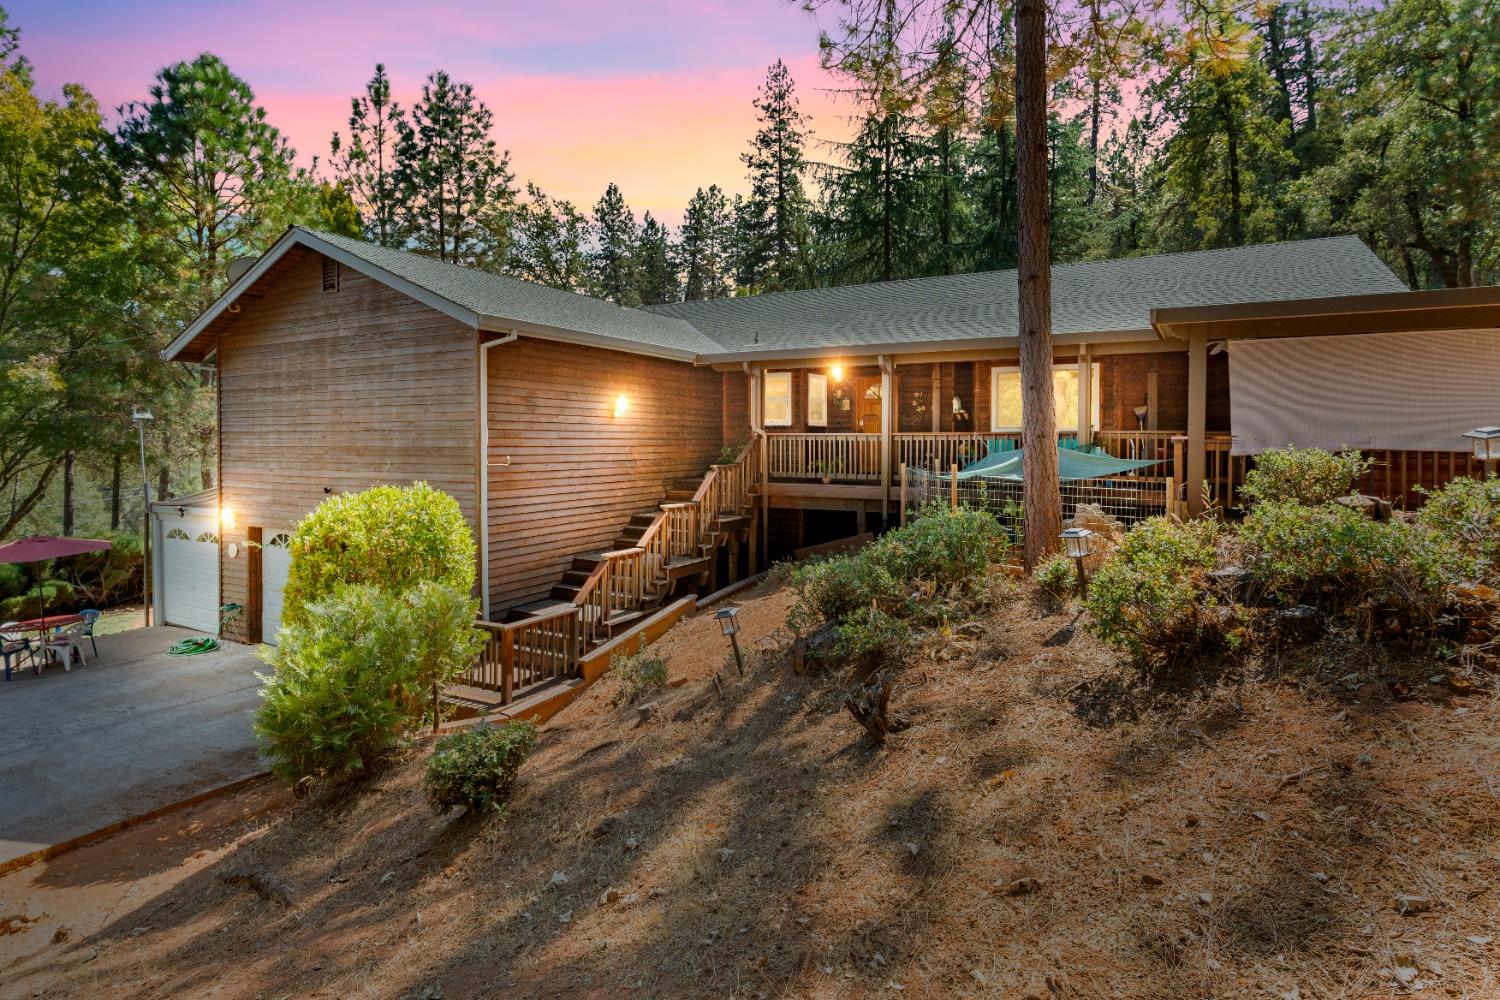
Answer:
485;338;725;612
215;249;480;642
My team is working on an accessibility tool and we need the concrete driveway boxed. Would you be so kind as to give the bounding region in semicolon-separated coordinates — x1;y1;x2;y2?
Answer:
0;626;266;867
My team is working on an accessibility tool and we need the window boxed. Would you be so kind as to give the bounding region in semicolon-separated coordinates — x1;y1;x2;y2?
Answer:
165;528;190;541
989;365;1100;433
807;373;828;427
764;371;792;427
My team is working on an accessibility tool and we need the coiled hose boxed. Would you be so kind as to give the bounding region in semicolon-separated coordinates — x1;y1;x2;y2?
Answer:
167;636;221;656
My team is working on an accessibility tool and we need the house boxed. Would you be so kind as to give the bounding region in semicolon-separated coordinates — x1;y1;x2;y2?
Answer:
156;227;1500;701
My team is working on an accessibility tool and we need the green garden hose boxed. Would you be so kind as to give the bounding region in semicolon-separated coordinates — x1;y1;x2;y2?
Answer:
168;636;221;656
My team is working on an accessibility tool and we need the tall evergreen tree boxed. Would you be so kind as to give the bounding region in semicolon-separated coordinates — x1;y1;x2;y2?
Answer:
739;60;815;292
115;53;309;311
329;64;404;246
635;212;678;305
822;107;931;283
590;183;640;305
394;70;516;268
680;185;733;300
507;182;589;291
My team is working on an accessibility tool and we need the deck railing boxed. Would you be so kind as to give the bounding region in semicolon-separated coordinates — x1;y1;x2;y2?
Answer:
767;432;882;482
469;607;583;704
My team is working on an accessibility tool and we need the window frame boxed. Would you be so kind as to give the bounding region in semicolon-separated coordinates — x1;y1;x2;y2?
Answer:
763;371;793;428
806;372;828;428
988;364;1101;434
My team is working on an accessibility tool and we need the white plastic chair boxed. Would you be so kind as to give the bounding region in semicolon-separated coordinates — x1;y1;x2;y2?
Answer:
45;622;88;671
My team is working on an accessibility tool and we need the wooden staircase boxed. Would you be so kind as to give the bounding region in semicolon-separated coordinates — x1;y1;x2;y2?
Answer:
458;436;762;709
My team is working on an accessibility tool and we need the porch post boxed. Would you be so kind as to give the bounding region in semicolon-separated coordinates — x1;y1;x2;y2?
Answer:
879;355;893;523
1186;327;1208;516
1076;345;1092;447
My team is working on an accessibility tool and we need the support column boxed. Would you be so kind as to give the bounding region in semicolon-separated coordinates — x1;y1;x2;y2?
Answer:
879;356;893;523
1186;328;1208;517
1076;345;1092;447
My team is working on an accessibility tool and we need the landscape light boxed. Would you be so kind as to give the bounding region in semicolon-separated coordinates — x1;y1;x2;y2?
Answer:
714;606;744;675
1462;427;1500;472
1060;527;1095;595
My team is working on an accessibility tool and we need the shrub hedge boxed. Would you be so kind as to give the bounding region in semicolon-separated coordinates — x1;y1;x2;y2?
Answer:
1239;447;1372;508
424;720;537;817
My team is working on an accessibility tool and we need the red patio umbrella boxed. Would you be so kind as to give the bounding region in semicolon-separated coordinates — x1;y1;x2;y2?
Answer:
0;536;112;625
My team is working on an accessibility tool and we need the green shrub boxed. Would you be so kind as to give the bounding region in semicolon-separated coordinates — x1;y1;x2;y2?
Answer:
833;605;912;667
1241;501;1454;625
1239;446;1372;508
0;563;26;601
0;579;75;621
611;648;668;703
281;482;476;629
254;581;487;784
879;502;1005;588
788;553;903;632
1086;517;1228;668
424;720;537;817
1417;475;1500;578
1033;554;1077;605
69;533;144;606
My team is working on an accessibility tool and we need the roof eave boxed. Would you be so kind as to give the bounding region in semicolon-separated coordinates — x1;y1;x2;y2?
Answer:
162;228;486;361
475;315;703;363
698;327;1156;365
1152;286;1500;340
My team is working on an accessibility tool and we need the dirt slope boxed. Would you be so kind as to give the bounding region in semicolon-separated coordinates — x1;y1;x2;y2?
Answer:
4;576;1499;999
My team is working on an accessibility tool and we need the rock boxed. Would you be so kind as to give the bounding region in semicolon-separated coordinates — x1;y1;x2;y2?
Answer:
549;871;568;886
556;910;572;924
716;847;736;863
624;837;640;852
1198;891;1213;905
1466;935;1492;946
635;702;658;727
1395;894;1431;915
591;816;621;839
1333;493;1392;522
1311;871;1329;883
1274;605;1323;643
904;842;920;857
1208;566;1252;600
599;887;621;906
668;676;688;688
1141;871;1165;887
1005;877;1040;896
1252;811;1269;822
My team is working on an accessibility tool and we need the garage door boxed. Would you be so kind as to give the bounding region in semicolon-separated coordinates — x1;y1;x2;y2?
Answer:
161;511;220;633
261;531;293;645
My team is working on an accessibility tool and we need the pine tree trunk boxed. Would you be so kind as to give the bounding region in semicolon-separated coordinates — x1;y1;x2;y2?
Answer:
1088;75;1102;205
157;467;169;506
110;453;122;530
1016;0;1061;568
1298;1;1317;134
1265;7;1297;137
62;451;75;536
1221;91;1244;245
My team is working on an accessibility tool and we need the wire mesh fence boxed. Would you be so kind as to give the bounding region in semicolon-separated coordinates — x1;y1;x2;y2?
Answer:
900;466;1170;551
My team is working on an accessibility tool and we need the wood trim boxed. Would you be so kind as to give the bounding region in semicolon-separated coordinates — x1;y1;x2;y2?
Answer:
245;526;263;644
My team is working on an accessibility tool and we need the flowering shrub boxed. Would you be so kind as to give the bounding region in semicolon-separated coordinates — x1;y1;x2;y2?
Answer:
1239;447;1372;508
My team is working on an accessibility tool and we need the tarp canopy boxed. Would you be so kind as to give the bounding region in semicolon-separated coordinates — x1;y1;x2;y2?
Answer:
1227;329;1500;456
950;446;1161;481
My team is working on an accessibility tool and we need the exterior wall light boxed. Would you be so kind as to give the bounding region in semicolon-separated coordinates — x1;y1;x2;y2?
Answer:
614;393;629;419
220;505;236;531
1060;527;1095;594
830;365;844;382
1462;426;1500;475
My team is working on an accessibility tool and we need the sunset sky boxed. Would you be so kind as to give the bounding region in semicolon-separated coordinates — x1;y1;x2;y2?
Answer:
8;0;857;225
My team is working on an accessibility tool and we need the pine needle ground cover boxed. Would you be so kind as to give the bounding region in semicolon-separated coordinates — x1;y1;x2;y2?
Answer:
6;575;1498;999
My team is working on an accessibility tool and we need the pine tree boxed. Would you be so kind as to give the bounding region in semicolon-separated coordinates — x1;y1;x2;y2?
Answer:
822;107;931;283
680;185;732;300
740;60;815;292
507;182;589;291
590;183;640;306
394;70;516;268
329;64;404;246
635;212;678;305
115;53;309;310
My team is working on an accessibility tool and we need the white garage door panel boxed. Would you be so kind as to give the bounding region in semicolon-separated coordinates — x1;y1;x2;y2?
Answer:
161;512;219;633
261;532;293;645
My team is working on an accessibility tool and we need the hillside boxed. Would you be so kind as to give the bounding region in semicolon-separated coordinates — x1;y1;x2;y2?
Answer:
4;575;1499;999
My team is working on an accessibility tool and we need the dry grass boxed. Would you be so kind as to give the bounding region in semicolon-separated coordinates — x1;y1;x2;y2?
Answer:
7;574;1500;999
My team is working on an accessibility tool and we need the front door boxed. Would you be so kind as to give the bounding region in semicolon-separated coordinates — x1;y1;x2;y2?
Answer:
854;376;882;433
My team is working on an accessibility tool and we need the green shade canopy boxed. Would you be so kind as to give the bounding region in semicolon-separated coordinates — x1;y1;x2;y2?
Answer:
949;446;1161;481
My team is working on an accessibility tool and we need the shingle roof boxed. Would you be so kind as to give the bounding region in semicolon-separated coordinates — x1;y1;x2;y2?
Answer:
303;229;724;357
166;229;1411;365
642;236;1408;356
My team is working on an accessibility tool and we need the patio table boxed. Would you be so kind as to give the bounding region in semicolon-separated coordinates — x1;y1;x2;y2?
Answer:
11;613;85;637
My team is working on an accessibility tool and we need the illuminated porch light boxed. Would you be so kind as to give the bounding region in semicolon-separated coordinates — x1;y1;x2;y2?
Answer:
830;364;844;382
614;393;629;419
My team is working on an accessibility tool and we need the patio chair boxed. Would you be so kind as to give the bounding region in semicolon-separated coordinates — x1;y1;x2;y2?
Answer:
78;608;101;657
1;624;35;681
45;622;89;671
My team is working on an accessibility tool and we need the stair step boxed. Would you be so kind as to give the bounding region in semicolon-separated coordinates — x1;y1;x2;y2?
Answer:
664;490;696;502
549;583;582;601
669;478;702;493
604;609;645;633
512;597;576;619
561;569;592;587
629;511;660;528
572;552;606;571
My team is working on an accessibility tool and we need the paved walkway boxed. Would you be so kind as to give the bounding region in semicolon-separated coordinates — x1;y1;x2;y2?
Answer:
0;626;265;866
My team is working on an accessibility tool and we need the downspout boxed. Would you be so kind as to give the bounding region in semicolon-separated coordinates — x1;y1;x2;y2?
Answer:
478;330;519;617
